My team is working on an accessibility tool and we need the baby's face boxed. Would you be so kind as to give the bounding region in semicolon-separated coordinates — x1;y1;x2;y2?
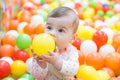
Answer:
45;16;75;50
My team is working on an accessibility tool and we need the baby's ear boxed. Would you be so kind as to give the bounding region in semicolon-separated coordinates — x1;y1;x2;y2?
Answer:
71;33;77;43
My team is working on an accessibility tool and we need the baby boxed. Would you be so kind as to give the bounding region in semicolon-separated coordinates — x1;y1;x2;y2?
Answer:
31;6;79;80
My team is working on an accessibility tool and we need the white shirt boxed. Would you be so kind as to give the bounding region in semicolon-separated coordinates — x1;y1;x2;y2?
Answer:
31;45;79;80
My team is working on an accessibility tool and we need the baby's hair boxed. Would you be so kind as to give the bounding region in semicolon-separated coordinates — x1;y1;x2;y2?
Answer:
47;6;79;33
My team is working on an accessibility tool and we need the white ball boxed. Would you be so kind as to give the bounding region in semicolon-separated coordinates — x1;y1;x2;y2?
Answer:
6;30;18;37
94;20;104;29
18;78;28;80
114;4;120;12
0;57;13;65
30;14;44;26
100;28;114;40
99;44;115;57
17;22;28;31
80;40;97;56
26;57;33;73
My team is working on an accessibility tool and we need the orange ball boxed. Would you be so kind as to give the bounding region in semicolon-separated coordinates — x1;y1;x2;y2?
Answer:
8;19;19;30
18;10;31;23
105;52;120;71
2;34;16;47
35;24;45;34
78;51;85;65
86;52;104;70
113;34;120;51
0;44;15;58
24;24;35;35
102;67;115;78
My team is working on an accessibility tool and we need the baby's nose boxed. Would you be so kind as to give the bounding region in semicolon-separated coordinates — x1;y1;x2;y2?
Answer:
49;31;56;37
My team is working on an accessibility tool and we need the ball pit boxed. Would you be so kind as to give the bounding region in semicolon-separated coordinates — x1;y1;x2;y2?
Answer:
0;0;120;79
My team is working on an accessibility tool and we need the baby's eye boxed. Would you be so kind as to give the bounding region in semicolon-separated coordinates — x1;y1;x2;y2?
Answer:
58;29;64;32
47;26;52;30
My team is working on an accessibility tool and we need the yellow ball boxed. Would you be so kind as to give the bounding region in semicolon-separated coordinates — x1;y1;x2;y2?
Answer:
116;21;120;31
11;60;26;77
76;65;98;80
32;33;55;56
97;70;110;80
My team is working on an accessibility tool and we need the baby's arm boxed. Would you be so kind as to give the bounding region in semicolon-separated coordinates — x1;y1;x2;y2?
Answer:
60;46;79;76
30;50;48;79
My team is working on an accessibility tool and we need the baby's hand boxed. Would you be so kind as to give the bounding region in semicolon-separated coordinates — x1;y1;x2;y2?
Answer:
31;49;47;69
41;50;63;71
62;77;75;80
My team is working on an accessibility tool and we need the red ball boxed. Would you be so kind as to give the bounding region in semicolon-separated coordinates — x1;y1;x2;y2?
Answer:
72;39;82;50
0;60;11;78
12;50;29;62
92;31;108;50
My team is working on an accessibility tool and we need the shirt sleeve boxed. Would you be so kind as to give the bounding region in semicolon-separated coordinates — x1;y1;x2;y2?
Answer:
60;46;79;76
30;57;48;79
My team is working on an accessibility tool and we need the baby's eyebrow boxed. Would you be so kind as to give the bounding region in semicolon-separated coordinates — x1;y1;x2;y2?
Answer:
46;22;52;25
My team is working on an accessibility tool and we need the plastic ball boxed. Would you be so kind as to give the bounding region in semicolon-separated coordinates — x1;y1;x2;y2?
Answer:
77;26;96;40
18;10;31;23
92;30;108;50
78;51;85;65
6;30;18;37
0;44;15;58
19;73;35;80
8;19;19;30
116;21;120;31
16;34;32;50
12;50;29;62
32;33;55;56
99;44;115;58
30;14;44;26
102;67;115;78
25;57;33;73
100;28;114;40
105;52;120;71
112;33;120;50
80;40;97;56
11;60;26;77
34;24;45;34
2;34;16;47
17;22;28;32
97;10;104;17
2;77;14;80
86;52;104;70
72;38;82;50
0;60;11;78
76;65;98;80
106;10;114;18
23;24;35;35
0;57;13;65
97;70;110;80
114;4;120;12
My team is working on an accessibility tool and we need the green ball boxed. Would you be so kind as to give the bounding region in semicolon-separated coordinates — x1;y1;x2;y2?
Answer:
89;0;97;8
16;34;32;50
106;10;114;17
97;10;104;17
109;2;115;8
2;77;14;80
19;73;35;80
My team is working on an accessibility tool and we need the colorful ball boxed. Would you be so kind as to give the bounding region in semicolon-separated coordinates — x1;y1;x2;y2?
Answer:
11;60;26;77
2;77;14;80
16;34;32;50
12;50;29;62
0;60;11;78
32;33;55;56
19;73;35;80
76;65;98;80
80;40;97;56
0;44;15;58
